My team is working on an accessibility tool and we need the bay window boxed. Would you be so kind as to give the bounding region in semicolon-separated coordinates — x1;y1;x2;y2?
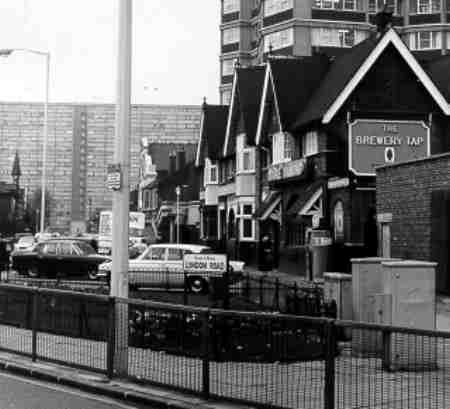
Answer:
239;203;255;240
303;131;319;157
272;132;295;164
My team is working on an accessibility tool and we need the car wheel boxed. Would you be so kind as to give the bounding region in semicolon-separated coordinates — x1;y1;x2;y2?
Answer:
87;267;98;280
27;266;40;278
188;276;207;294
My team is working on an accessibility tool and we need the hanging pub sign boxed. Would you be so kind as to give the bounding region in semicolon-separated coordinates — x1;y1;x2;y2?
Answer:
348;120;430;176
107;164;122;191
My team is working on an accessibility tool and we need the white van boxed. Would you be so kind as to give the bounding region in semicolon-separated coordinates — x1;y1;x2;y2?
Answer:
97;243;245;293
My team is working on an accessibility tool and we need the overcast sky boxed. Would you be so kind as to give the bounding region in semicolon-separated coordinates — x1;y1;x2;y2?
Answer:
0;0;220;106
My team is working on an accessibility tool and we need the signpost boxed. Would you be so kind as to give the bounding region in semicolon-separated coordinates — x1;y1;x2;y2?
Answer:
349;120;430;176
183;253;229;308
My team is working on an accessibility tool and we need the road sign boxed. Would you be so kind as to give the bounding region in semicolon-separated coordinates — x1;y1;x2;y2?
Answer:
107;164;122;190
183;253;227;273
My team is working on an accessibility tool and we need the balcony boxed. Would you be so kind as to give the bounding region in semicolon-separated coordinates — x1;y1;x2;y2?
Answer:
267;158;308;184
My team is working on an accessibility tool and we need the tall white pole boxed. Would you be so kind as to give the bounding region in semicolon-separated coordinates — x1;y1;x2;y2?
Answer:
111;0;132;375
40;53;50;234
176;186;180;244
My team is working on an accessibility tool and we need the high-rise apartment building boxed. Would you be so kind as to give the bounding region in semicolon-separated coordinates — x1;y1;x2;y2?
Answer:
219;0;450;104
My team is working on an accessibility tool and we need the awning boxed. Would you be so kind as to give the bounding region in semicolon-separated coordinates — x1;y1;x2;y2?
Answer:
286;182;323;218
255;191;281;221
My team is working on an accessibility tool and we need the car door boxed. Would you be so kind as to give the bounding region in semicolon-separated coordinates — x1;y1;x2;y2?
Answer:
166;247;184;287
39;242;59;276
56;242;76;276
130;246;167;286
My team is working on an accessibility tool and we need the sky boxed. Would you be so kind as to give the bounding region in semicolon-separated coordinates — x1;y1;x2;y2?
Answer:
0;0;220;106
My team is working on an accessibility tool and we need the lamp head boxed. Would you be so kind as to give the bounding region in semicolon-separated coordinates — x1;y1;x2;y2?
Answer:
0;49;14;57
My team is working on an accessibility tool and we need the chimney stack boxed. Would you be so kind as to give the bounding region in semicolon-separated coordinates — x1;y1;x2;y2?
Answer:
176;150;186;172
169;152;176;175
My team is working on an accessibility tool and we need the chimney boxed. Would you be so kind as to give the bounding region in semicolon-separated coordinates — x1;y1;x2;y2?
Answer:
176;150;186;172
169;153;176;175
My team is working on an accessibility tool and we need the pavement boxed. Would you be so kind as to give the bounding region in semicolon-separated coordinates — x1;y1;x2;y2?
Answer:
0;351;255;409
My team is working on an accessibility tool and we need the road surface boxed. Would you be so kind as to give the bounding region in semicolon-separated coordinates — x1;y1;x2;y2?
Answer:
0;371;153;409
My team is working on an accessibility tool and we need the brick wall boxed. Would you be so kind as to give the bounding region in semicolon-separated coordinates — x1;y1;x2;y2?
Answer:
0;102;201;231
376;152;450;261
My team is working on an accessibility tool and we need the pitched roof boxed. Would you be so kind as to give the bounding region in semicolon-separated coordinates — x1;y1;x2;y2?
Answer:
423;56;450;102
292;36;378;131
195;104;229;167
223;66;265;155
269;55;331;131
293;28;450;130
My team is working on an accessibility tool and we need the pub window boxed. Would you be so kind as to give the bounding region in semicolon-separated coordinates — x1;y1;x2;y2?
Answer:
303;131;319;157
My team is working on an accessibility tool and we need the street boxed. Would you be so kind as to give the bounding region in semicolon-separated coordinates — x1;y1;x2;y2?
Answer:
0;371;152;409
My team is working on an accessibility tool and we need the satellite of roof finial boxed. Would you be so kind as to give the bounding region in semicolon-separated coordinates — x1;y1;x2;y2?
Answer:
268;44;274;56
234;57;241;68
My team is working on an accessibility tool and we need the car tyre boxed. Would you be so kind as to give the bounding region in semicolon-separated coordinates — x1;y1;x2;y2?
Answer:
188;276;207;294
27;266;40;278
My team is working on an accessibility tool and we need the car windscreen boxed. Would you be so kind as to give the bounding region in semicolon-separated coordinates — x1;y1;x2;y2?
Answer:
75;241;96;255
18;237;34;244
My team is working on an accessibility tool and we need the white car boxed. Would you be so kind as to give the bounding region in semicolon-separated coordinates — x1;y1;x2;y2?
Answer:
98;243;245;293
13;236;36;252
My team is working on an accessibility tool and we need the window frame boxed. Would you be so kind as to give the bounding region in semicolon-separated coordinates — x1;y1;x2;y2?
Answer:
238;202;255;241
222;27;240;45
264;0;293;17
223;0;240;14
302;131;319;157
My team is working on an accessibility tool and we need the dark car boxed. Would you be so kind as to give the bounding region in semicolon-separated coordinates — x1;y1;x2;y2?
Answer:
11;238;110;279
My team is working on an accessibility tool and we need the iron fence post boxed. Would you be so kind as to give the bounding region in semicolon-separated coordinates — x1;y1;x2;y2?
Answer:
183;271;188;306
107;296;116;379
259;276;264;306
275;278;280;311
382;328;392;371
324;320;336;409
31;289;39;362
201;310;210;399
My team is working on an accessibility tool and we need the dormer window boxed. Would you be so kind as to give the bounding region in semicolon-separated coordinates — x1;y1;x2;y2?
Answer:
272;132;295;164
204;158;218;185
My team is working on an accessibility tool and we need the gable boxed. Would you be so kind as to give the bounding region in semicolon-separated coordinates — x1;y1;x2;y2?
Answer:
349;44;440;113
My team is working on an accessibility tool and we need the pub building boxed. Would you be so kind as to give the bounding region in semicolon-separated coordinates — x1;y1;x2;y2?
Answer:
256;13;450;274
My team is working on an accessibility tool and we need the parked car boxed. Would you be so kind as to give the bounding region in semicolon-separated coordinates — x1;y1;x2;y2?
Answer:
97;243;245;292
11;238;110;279
13;235;36;253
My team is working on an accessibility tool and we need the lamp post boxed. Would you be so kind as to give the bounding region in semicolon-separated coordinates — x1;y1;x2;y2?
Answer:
0;48;50;234
175;185;189;244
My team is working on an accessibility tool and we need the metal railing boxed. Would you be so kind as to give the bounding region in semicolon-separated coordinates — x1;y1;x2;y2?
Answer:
0;283;449;408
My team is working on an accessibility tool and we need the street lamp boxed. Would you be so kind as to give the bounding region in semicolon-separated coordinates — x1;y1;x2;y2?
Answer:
175;185;189;244
0;48;50;234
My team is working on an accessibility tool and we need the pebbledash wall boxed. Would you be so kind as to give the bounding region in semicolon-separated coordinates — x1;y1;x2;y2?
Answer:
376;152;450;293
0;102;200;232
